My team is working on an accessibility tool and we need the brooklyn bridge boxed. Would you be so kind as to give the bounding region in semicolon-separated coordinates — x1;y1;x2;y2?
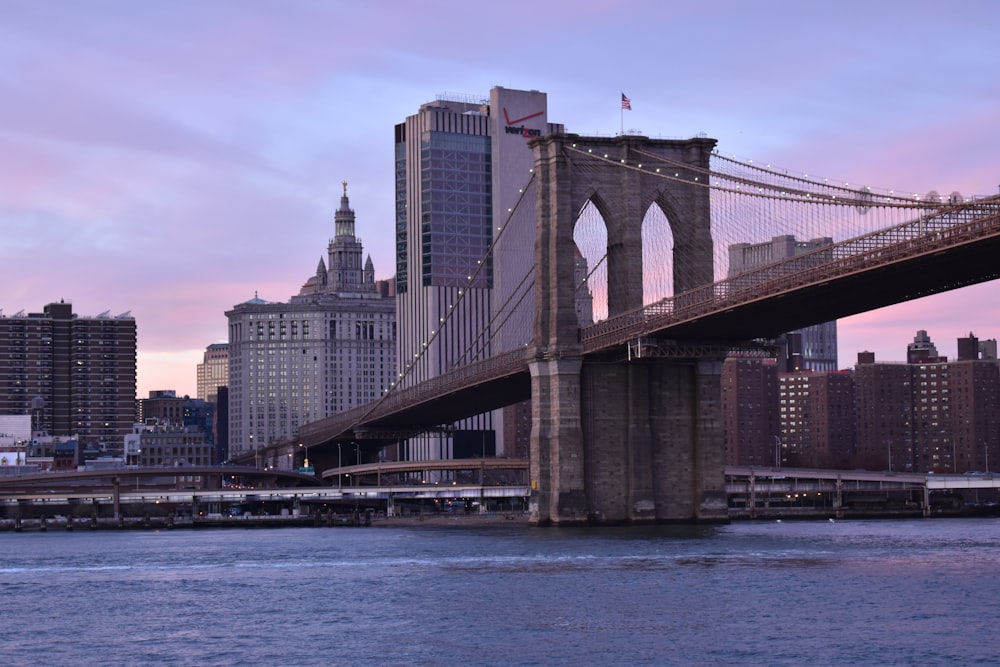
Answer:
276;133;996;526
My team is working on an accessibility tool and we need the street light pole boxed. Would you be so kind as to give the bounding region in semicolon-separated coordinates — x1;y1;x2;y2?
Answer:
337;443;342;491
353;444;359;487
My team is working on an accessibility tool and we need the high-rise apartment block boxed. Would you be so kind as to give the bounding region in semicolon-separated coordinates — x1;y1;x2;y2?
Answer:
196;343;229;404
0;301;136;446
726;329;1000;474
226;186;396;457
853;358;913;470
722;358;780;466
394;87;565;460
778;370;855;468
728;235;838;371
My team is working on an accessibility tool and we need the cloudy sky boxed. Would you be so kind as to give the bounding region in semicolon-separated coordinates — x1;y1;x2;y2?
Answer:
2;0;998;398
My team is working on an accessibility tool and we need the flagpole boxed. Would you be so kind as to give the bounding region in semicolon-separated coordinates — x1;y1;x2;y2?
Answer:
619;92;631;135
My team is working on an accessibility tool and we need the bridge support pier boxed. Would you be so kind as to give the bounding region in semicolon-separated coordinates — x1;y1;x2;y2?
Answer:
529;355;729;525
527;133;725;526
528;357;588;525
580;357;728;524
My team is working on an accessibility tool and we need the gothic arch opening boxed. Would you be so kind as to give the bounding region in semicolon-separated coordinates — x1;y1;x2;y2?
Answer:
573;199;609;324
641;202;675;306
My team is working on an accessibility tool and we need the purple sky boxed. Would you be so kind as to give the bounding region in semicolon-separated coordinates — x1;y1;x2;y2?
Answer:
2;1;998;398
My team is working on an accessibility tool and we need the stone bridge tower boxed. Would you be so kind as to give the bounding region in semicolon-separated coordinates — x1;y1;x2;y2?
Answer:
528;133;728;525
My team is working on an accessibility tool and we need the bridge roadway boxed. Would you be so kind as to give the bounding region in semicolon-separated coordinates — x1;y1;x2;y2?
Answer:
0;485;531;509
4;464;997;518
0;460;530;517
725;465;1000;491
0;465;319;489
300;199;1000;450
319;456;528;484
726;466;1000;517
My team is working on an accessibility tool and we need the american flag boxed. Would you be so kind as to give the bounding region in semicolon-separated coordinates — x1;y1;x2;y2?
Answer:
621;93;632;110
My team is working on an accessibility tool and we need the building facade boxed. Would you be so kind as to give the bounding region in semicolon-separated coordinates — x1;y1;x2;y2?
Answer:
778;370;855;468
722;358;780;466
853;356;913;471
724;331;1000;474
0;301;136;446
137;389;185;425
226;186;396;457
728;235;839;371
196;343;229;404
136;389;217;462
394;87;564;460
124;419;213;468
949;359;1000;472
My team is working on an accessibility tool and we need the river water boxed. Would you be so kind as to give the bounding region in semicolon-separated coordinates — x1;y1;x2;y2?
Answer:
2;517;998;666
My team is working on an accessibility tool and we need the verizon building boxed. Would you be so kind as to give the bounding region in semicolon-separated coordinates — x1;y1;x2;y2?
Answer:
0;301;136;446
394;87;564;461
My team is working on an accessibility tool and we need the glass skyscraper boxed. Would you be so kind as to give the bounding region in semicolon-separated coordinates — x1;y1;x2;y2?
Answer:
394;88;563;461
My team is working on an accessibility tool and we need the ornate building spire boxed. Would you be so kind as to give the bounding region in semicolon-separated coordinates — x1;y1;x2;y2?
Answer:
295;180;380;297
322;179;375;294
335;180;356;238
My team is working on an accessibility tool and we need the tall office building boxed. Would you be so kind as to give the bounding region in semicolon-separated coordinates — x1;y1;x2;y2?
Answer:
728;235;838;371
226;185;396;457
394;87;565;460
196;343;229;404
0;301;136;446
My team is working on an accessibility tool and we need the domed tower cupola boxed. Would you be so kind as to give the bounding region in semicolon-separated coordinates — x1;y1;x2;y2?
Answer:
326;180;374;293
335;180;356;239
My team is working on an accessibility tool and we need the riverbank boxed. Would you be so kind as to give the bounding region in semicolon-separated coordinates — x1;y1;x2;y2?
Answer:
0;511;532;532
7;507;998;532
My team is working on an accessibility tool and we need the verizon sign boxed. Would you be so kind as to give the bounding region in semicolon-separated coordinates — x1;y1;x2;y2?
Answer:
502;107;543;139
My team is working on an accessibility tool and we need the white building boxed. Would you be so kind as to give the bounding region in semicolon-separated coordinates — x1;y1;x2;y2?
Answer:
226;185;396;457
0;414;30;446
0;415;30;467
